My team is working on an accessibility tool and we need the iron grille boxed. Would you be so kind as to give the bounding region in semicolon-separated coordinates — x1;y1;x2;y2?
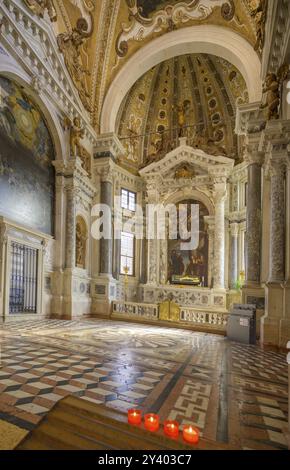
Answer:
9;241;38;314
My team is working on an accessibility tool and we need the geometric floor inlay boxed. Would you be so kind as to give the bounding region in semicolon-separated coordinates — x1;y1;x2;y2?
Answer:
0;319;288;449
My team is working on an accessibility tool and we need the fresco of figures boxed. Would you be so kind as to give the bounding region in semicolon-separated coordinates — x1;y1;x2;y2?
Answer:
0;76;55;234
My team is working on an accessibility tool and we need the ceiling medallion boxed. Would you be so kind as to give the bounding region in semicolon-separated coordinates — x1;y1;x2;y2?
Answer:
116;0;235;57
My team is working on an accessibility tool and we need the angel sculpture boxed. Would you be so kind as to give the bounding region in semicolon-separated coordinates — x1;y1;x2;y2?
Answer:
261;65;290;120
57;18;91;111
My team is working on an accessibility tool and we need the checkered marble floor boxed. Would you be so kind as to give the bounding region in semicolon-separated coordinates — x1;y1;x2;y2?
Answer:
0;319;288;449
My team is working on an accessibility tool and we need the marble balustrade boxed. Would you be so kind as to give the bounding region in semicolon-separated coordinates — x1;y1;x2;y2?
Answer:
112;300;228;331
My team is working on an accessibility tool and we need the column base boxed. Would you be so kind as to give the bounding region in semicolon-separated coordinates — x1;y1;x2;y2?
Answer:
260;282;284;346
283;281;290;318
242;284;265;339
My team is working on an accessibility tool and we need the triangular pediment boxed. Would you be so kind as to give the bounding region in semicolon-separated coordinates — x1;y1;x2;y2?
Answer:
139;142;234;178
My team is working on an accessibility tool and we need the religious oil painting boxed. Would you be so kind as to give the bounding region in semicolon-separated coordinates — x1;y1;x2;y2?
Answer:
168;199;209;286
0;76;55;234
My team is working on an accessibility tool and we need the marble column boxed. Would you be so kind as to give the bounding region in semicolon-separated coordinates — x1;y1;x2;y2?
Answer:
245;156;263;285
213;184;226;290
140;237;148;284
100;180;113;275
268;160;286;283
65;185;77;269
229;223;239;289
263;157;287;346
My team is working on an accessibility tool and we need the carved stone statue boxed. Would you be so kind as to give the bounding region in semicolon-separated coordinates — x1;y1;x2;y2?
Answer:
80;146;91;176
23;0;57;22
261;73;280;120
57;18;91;111
76;222;86;268
70;117;85;157
250;0;268;52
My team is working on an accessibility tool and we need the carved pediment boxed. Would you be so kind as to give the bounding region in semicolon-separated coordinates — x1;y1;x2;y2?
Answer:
139;140;234;180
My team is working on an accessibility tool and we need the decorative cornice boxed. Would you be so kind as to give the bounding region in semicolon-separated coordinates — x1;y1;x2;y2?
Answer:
235;102;266;136
52;158;95;198
94;133;125;161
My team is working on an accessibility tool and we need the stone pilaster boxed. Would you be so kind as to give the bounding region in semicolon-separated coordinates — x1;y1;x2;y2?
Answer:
229;223;239;289
65;184;77;269
283;161;290;346
100;177;113;276
204;216;215;288
159;238;167;285
213;182;226;290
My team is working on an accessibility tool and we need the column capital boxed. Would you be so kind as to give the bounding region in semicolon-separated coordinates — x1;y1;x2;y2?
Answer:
244;149;264;166
204;215;215;228
144;175;161;204
261;120;290;157
229;223;239;238
213;181;227;204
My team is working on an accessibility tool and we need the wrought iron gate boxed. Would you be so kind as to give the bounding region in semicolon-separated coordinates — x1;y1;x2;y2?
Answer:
9;241;38;314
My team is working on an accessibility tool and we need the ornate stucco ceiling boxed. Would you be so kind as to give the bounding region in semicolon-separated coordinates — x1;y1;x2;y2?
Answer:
117;53;249;169
44;0;258;130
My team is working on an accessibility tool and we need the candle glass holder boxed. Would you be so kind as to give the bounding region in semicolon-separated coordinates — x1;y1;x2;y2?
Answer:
183;425;199;444
164;420;179;439
144;413;159;432
127;409;142;425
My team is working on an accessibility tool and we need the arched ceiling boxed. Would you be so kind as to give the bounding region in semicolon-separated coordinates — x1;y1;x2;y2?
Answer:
27;0;260;129
117;53;249;169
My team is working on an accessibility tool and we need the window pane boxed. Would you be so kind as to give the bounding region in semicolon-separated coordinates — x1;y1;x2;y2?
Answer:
121;189;136;212
121;189;128;209
121;232;134;256
128;192;136;211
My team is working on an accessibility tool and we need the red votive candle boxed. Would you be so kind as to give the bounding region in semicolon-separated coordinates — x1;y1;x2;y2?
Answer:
183;425;199;444
128;409;142;425
164;420;179;438
144;413;159;432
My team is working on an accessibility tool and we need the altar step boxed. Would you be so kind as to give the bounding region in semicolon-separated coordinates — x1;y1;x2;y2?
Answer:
17;395;238;450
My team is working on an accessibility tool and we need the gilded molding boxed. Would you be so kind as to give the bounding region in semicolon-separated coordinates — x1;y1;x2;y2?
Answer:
116;0;235;58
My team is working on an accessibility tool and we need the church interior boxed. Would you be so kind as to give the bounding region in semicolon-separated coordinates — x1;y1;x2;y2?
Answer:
0;0;290;452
